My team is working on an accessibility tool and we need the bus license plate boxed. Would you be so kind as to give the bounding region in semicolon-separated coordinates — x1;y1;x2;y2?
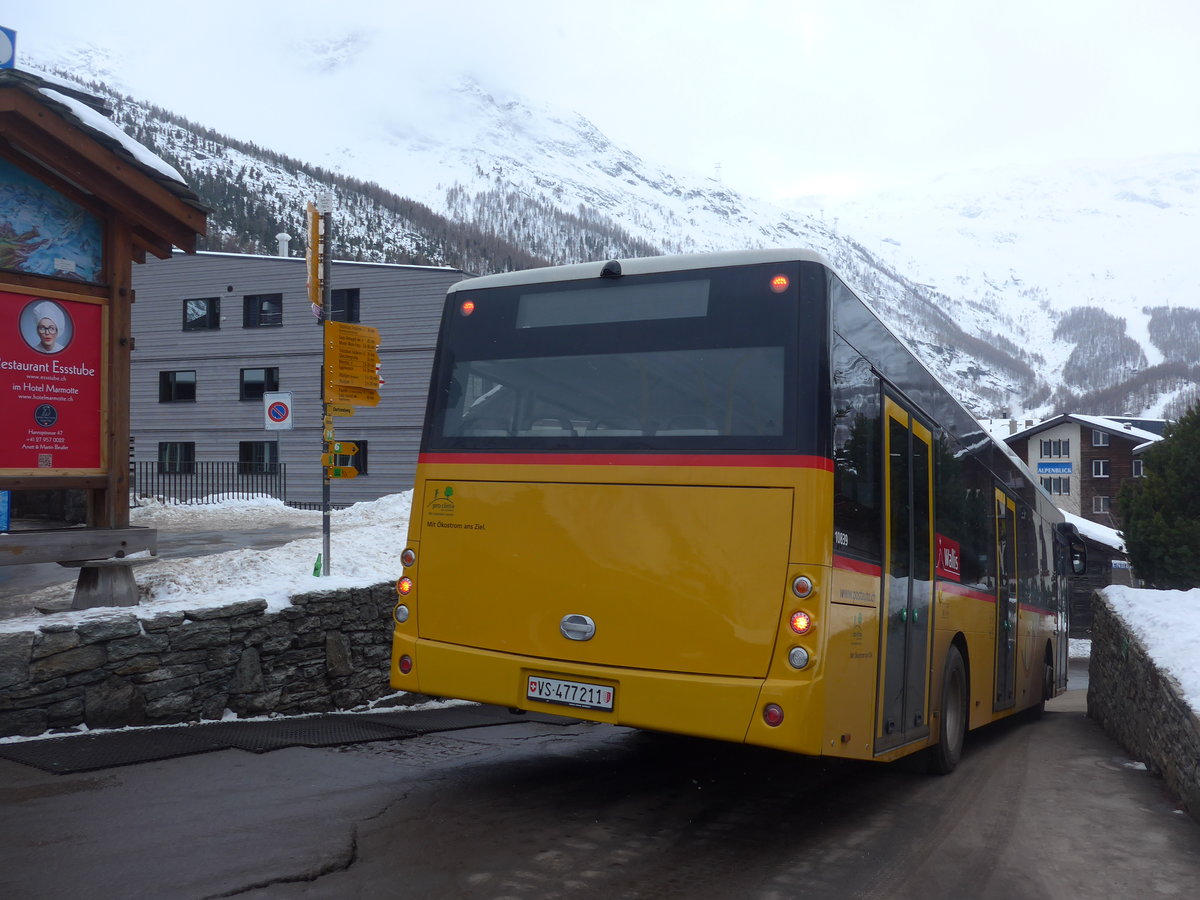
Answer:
527;676;614;711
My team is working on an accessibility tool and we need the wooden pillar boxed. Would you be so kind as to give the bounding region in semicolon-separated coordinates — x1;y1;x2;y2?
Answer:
94;218;134;530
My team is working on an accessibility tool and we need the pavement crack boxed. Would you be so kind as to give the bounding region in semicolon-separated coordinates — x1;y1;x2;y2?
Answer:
205;826;360;898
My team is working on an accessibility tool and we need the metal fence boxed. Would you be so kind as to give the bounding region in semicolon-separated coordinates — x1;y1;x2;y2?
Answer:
131;461;288;506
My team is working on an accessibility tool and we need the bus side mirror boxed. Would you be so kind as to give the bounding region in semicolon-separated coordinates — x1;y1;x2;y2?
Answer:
1071;542;1086;576
1056;521;1087;576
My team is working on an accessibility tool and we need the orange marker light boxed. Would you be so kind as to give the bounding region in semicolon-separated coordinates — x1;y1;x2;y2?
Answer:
769;275;790;294
460;300;476;316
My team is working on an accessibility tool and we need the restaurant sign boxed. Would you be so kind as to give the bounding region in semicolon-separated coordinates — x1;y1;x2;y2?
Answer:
0;290;104;470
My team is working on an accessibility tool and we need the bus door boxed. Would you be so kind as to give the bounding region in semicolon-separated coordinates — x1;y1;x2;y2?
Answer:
994;489;1018;711
876;397;934;754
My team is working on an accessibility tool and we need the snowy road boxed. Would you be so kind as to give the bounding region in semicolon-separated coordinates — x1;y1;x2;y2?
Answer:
2;689;1197;899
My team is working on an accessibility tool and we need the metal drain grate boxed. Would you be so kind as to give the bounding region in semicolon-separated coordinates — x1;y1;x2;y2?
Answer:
0;705;569;774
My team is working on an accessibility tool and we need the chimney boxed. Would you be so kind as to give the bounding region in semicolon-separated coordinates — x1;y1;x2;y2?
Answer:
276;232;292;257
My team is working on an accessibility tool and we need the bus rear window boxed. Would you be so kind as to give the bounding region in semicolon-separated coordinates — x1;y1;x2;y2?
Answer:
442;346;785;442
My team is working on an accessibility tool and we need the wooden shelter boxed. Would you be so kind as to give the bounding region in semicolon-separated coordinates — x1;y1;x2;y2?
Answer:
0;68;206;602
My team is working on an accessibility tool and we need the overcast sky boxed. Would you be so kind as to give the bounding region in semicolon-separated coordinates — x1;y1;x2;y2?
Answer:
5;1;1199;200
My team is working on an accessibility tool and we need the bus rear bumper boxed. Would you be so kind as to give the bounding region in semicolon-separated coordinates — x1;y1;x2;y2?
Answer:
390;633;826;754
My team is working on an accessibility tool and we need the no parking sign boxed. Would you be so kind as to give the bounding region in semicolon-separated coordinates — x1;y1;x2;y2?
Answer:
263;391;294;431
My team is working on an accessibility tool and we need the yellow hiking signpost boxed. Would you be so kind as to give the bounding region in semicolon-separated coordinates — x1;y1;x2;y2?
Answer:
311;195;383;575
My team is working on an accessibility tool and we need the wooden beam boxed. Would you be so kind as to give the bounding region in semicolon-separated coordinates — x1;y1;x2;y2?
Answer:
0;475;109;490
0;272;108;300
0;527;157;566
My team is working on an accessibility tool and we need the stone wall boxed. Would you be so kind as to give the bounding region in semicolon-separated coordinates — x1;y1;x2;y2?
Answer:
1088;589;1200;817
0;584;396;738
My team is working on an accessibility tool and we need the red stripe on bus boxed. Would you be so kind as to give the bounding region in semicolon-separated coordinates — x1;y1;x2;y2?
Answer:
418;452;834;471
1020;603;1055;615
937;581;996;603
833;555;882;576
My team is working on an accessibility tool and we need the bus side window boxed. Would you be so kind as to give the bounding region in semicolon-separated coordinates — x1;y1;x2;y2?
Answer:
832;336;881;563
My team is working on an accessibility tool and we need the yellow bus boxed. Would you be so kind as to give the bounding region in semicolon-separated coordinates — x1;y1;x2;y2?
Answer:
390;249;1084;772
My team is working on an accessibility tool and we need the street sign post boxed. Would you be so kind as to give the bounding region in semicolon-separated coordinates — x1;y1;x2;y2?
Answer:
326;383;380;406
263;391;294;431
325;320;380;399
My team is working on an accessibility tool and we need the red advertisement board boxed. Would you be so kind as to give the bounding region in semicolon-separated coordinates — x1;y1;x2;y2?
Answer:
0;290;104;470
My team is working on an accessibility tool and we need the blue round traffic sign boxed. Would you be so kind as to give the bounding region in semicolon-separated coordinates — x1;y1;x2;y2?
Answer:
267;401;290;422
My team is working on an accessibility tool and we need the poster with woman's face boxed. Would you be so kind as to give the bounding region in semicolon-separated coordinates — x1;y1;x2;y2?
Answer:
1;290;103;471
19;298;73;354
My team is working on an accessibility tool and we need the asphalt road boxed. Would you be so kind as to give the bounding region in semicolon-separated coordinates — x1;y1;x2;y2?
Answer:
1;688;1196;899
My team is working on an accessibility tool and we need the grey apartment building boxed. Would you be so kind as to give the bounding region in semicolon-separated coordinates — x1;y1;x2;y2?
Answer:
129;251;468;504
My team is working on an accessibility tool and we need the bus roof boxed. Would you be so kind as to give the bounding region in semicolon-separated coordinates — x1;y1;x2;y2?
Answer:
447;249;834;293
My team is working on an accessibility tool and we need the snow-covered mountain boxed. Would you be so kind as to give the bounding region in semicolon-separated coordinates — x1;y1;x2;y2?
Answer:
19;51;1200;421
824;158;1200;416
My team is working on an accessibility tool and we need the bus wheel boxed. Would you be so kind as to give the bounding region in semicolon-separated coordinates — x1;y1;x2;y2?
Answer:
929;645;967;775
1032;658;1053;719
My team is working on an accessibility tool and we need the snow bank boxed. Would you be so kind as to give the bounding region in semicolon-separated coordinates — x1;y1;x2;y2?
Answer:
1104;585;1200;714
0;491;413;634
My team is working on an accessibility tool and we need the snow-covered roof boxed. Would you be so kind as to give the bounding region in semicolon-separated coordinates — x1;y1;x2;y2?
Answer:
1069;414;1164;446
1005;413;1164;447
1063;511;1125;553
0;68;205;216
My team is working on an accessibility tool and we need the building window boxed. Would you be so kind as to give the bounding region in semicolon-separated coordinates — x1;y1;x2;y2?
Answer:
1092;459;1110;478
183;297;220;331
1040;438;1070;458
1093;429;1110;447
1132;459;1144;478
329;288;360;323
1093;495;1111;513
240;367;280;401
243;293;283;327
331;439;368;475
1040;476;1070;496
238;440;279;475
157;441;195;474
159;370;196;402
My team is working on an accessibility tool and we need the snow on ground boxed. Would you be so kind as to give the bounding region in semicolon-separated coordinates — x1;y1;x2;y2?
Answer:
0;491;412;634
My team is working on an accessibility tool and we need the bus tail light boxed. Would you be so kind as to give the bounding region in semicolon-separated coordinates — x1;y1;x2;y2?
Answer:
763;704;785;727
401;547;416;567
788;646;811;670
398;655;414;675
393;604;410;625
789;610;813;635
397;576;413;597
